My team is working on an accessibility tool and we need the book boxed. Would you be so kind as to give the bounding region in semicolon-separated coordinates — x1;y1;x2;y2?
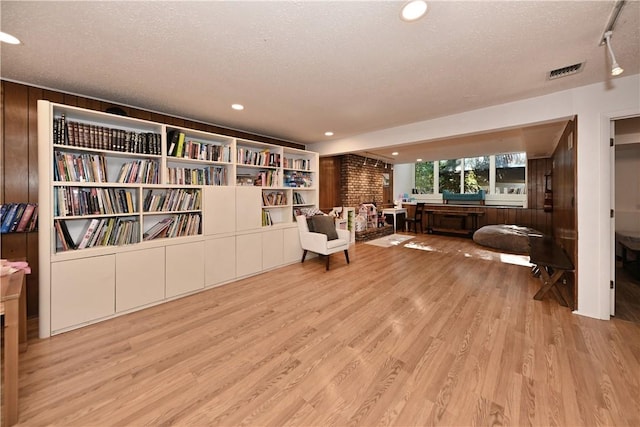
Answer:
15;203;36;232
175;132;186;158
143;217;173;240
1;204;19;233
54;220;68;251
78;218;100;249
88;219;107;248
167;130;179;156
54;219;77;251
8;203;26;232
27;206;39;232
125;190;134;214
0;204;7;224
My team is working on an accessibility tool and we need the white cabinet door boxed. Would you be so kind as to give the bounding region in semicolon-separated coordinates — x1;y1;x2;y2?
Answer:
166;241;205;298
262;229;284;270
235;186;262;231
51;255;115;333
283;226;303;264
203;186;236;235
116;247;165;312
205;235;236;286
236;233;262;277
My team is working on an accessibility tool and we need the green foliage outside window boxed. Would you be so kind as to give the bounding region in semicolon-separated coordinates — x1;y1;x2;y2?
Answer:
464;156;490;193
439;159;461;193
414;162;434;193
415;153;525;195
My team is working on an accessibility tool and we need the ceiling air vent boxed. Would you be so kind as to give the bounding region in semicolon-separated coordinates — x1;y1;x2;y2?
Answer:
548;62;584;80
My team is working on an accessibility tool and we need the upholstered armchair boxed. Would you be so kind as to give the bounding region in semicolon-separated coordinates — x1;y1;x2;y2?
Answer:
296;215;350;270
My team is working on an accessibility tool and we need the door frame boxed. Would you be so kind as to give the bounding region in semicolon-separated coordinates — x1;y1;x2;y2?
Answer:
608;110;640;317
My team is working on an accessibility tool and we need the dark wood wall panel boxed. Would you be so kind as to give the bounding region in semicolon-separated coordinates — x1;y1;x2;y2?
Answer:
1;82;37;314
551;118;578;308
3;82;29;202
319;156;342;211
1;80;305;317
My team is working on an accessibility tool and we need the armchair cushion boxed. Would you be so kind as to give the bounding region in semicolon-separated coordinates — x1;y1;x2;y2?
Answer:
308;215;339;241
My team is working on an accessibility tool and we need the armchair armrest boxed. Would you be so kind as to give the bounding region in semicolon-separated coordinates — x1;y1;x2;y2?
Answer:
336;228;350;242
299;231;329;252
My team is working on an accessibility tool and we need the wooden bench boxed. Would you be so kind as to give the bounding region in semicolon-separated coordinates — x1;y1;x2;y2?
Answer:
528;235;574;307
424;208;484;236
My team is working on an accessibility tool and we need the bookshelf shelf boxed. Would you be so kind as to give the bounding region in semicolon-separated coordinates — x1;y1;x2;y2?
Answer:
38;100;318;337
53;212;137;220
53;144;162;159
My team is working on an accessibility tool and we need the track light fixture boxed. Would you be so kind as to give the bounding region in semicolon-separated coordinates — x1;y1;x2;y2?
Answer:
363;157;367;166
604;31;624;76
374;159;379;167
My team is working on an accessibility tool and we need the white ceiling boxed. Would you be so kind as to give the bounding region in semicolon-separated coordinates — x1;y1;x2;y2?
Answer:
1;1;639;163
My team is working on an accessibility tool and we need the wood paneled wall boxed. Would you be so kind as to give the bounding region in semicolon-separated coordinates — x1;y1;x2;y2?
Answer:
319;156;342;211
552;118;578;308
0;80;304;316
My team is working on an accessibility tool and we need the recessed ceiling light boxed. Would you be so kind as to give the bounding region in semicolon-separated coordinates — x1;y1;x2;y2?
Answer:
231;104;244;111
401;0;428;22
324;131;334;137
417;158;423;162
0;31;21;45
392;152;399;156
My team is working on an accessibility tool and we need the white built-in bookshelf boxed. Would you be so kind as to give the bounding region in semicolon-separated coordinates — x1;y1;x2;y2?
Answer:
38;101;318;337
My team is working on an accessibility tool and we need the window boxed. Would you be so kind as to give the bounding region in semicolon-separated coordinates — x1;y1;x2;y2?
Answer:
439;159;461;193
414;161;434;193
413;152;526;198
463;156;490;193
495;153;526;194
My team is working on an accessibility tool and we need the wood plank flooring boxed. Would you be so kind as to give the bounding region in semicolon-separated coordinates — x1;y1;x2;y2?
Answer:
11;235;640;426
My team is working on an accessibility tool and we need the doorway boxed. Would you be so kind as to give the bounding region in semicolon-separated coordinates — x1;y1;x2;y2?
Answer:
613;116;640;322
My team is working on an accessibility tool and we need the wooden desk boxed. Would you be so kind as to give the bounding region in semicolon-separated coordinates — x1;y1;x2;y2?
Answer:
1;269;27;426
528;235;574;307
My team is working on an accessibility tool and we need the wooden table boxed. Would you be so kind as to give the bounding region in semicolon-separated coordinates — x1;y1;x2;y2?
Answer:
1;269;27;426
528;235;574;307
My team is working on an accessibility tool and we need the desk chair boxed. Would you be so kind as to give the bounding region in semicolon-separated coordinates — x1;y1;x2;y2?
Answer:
405;202;425;233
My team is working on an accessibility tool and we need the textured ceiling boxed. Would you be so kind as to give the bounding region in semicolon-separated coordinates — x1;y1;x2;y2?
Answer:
1;1;639;163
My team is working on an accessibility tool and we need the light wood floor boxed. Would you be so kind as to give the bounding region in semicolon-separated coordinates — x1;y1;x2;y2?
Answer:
12;234;640;426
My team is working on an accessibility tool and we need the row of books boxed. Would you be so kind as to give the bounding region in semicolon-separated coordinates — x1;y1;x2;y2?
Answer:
116;160;159;184
54;187;135;217
262;210;274;226
55;217;139;251
284;170;313;188
54;115;162;155
167;130;232;162
142;188;201;212
237;148;281;167
142;213;201;240
292;192;307;205
54;152;108;183
262;191;288;206
283;157;312;171
0;203;38;233
253;170;280;187
167;166;228;186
